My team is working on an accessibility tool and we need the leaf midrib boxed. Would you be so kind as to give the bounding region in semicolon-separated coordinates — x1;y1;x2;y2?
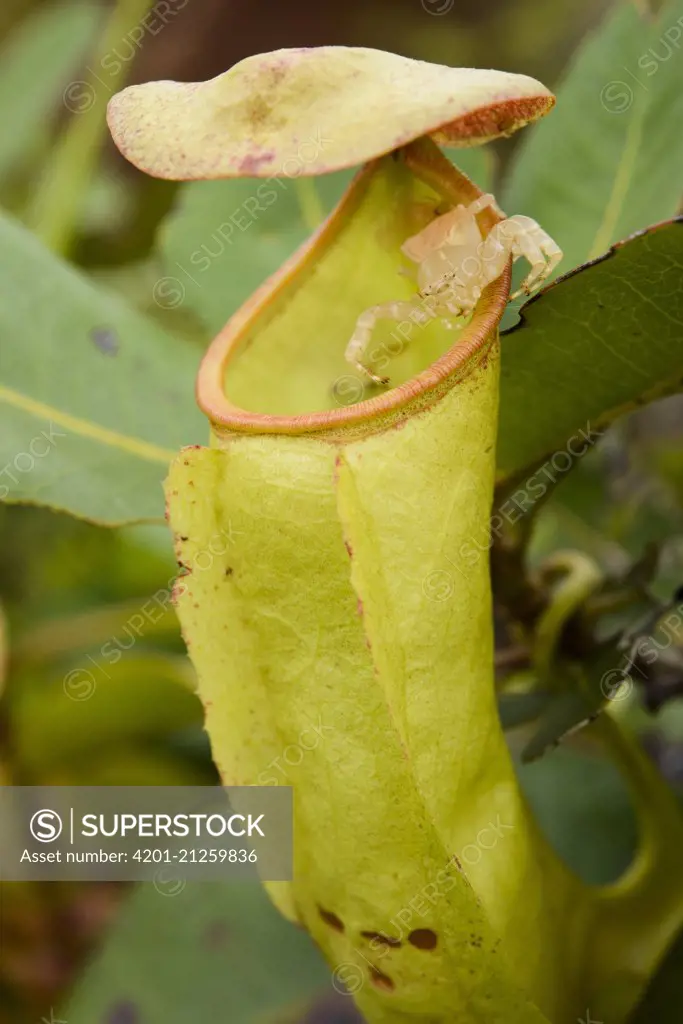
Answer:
588;94;647;260
0;383;175;464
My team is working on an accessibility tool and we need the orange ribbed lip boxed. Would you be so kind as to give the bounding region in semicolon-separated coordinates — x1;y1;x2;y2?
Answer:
197;159;511;437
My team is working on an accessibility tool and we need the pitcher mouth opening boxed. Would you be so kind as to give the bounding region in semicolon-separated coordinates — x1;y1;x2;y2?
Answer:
196;150;512;440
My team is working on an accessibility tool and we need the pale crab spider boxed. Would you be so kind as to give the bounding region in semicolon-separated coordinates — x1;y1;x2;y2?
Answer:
345;194;563;384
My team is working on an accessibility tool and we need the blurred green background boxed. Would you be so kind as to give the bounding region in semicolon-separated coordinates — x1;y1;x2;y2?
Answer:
0;1;682;1023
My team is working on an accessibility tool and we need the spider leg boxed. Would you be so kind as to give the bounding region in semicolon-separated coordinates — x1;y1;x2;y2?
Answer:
508;218;563;299
346;299;437;384
541;243;563;282
510;243;561;299
509;248;547;299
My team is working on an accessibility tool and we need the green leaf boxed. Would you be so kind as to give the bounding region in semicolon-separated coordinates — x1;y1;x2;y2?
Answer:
63;882;330;1024
497;691;553;731
516;744;639;886
0;209;205;524
11;653;201;773
521;691;601;763
503;0;683;274
0;0;100;181
27;0;159;257
497;219;683;482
